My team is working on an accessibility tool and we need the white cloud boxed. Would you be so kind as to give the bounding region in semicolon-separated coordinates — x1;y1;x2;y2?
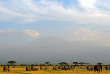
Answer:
0;30;6;34
23;30;40;38
0;0;110;25
73;29;110;46
96;0;110;10
0;29;14;35
78;0;96;10
73;29;96;41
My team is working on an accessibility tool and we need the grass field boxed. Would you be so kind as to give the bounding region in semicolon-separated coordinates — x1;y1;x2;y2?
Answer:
0;66;110;74
1;70;110;74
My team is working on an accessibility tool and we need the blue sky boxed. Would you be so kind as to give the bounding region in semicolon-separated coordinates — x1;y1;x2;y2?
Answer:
0;0;110;64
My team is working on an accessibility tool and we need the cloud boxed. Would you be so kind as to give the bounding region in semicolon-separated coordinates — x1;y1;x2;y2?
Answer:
0;0;110;25
72;29;110;46
78;0;96;10
96;0;110;10
73;29;96;41
0;29;14;35
0;30;6;34
23;30;40;38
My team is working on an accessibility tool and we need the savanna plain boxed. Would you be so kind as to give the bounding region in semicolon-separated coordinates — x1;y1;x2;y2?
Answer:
0;66;110;74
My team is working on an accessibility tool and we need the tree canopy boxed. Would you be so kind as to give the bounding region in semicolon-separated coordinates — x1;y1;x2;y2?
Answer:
79;62;85;66
8;61;16;65
97;62;103;65
73;62;78;66
59;62;68;65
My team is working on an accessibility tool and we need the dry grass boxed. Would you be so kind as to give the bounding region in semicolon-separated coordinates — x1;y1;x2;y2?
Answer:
0;66;109;74
0;70;110;74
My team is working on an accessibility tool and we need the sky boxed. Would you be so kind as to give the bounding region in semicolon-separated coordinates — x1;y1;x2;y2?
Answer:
0;0;110;64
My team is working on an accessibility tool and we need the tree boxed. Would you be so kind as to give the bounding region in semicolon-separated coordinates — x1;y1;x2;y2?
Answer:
79;62;85;66
45;62;50;65
59;62;68;66
85;63;90;65
73;62;78;66
8;61;16;65
97;62;103;65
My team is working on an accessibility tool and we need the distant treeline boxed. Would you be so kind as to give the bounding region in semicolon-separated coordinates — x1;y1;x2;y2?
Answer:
0;60;107;66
